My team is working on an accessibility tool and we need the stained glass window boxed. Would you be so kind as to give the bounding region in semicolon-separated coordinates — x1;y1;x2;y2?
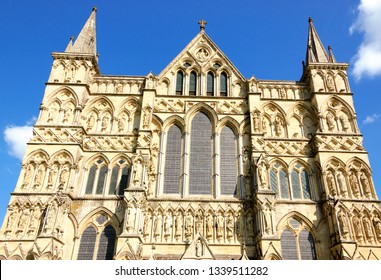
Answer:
163;125;182;194
220;126;236;195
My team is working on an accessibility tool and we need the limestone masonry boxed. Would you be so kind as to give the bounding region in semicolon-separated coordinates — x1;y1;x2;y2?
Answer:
1;9;380;260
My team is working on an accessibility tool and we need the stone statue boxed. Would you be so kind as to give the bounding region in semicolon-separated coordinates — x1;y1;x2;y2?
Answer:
195;239;202;257
247;215;254;237
153;213;162;237
196;214;203;234
47;165;58;189
206;214;214;238
336;172;347;197
279;88;286;99
326;113;335;131
5;208;17;231
326;75;335;92
33;165;44;189
59;166;70;188
17;209;30;232
86;114;96;131
63;107;73;123
185;212;193;238
338;212;349;238
29;208;41;234
243;150;251;177
143;213;151;236
257;161;268;188
363;217;374;238
226;214;234;238
339;114;350;132
101;115;110;132
216;214;224;238
264;208;272;234
22;164;34;189
45;204;57;233
262;117;267;134
149;144;159;175
115;83;123;93
360;172;371;198
175;212;182;238
352;216;363;239
132;158;143;187
164;213;172;236
273;116;283;136
252;111;260;133
47;107;58;123
142;107;151;129
117;117;126;133
326;172;336;195
350;172;360;197
373;217;381;238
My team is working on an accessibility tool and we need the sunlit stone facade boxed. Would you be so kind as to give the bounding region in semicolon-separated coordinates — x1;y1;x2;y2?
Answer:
1;10;381;260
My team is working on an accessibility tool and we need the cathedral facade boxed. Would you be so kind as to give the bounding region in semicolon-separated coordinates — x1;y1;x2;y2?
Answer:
1;9;381;260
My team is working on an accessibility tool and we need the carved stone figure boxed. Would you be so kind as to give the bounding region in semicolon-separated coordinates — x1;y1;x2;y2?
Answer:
206;214;214;238
63;107;73;123
153;213;162;237
59;166;70;189
22;164;34;189
363;217;374;239
86;114;96;131
115;83;123;93
264;208;272;234
164;213;172;236
326;172;336;195
360;172;371;198
101;115;110;132
33;165;45;189
326;113;335;131
132;158;143;187
273;116;283;136
185;212;193;239
117;117;126;133
149;144;159;175
247;215;254;237
44;204;57;233
338;212;349;238
353;216;363;239
279;88;286;99
262;117;267;135
195;239;203;257
175;212;182;238
5;208;17;231
339;114;350;132
326;75;335;92
142;107;151;129
47;107;58;123
143;213;151;236
373;217;381;238
47;164;58;189
350;172;360;197
29;208;41;233
17;209;30;233
226;214;234;238
252;111;260;133
257;161;268;188
196;213;203;234
196;48;208;61
216;214;224;238
336;172;347;197
243;149;251;177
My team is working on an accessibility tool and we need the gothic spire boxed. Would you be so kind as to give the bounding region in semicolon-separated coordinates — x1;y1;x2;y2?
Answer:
305;17;329;64
67;7;97;55
64;36;74;52
328;45;337;63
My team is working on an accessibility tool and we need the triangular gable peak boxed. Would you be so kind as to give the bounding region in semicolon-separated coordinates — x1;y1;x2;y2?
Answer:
157;29;247;97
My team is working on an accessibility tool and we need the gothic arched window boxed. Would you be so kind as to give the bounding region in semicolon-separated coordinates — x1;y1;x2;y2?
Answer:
207;72;214;96
280;221;316;260
85;159;108;195
269;163;290;199
291;164;311;200
108;159;130;195
189;71;197;96
220;126;237;195
77;225;97;260
220;72;228;96
176;71;184;95
163;124;182;194
77;224;117;260
189;112;212;195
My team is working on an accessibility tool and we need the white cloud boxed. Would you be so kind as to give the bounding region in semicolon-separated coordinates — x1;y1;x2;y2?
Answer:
4;125;33;161
350;0;381;80
362;113;381;125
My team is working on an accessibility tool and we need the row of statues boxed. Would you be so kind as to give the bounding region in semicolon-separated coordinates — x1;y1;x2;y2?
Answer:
326;170;373;199
142;210;255;243
3;201;67;239
21;163;71;192
337;212;381;243
325;111;351;133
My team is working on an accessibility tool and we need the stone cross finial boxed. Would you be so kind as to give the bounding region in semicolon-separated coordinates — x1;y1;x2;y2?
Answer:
198;19;207;31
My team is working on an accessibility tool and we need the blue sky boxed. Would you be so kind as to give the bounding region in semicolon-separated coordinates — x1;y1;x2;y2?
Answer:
1;0;381;225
